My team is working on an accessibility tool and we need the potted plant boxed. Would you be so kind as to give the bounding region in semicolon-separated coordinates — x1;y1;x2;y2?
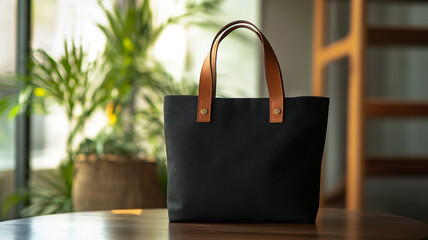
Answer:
1;0;222;218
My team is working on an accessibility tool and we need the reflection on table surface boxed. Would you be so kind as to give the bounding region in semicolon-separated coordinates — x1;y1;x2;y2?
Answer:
0;208;427;240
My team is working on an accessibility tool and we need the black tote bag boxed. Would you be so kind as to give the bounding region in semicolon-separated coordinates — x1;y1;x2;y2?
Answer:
164;20;329;223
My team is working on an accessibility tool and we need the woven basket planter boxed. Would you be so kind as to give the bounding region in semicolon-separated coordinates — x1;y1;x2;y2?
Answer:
72;154;166;211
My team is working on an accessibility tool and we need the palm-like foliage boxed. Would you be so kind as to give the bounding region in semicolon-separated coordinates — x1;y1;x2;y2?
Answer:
31;43;106;158
0;41;117;160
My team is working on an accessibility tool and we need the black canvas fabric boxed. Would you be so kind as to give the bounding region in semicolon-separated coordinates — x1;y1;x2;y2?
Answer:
164;95;329;223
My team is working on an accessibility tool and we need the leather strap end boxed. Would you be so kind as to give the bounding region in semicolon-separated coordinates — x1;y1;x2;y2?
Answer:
197;54;213;123
269;100;284;123
197;105;211;122
270;111;283;123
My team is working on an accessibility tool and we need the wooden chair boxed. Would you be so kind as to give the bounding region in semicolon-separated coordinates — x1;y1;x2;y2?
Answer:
312;0;428;210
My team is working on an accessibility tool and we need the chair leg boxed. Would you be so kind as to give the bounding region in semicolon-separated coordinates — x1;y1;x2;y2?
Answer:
346;0;367;211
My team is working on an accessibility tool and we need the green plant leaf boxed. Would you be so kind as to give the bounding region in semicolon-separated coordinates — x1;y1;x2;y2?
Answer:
0;95;15;116
8;105;20;120
1;190;30;219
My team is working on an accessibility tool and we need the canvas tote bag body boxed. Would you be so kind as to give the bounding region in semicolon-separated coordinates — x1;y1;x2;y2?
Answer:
164;20;329;223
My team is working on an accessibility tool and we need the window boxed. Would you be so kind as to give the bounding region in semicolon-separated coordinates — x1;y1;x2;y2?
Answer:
0;0;17;172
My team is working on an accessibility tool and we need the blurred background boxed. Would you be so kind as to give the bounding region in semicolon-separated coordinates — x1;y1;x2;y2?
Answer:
0;0;427;223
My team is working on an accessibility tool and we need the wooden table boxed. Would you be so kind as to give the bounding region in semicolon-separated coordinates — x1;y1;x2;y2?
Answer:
0;208;426;239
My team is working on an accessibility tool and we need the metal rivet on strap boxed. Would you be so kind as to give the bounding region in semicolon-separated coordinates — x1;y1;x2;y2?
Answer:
273;108;281;115
200;108;208;115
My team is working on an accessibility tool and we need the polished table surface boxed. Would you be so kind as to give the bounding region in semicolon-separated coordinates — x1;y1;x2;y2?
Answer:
0;208;427;240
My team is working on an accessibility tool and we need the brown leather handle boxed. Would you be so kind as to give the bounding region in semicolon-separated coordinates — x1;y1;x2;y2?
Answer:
210;25;263;96
197;20;285;123
206;22;283;102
